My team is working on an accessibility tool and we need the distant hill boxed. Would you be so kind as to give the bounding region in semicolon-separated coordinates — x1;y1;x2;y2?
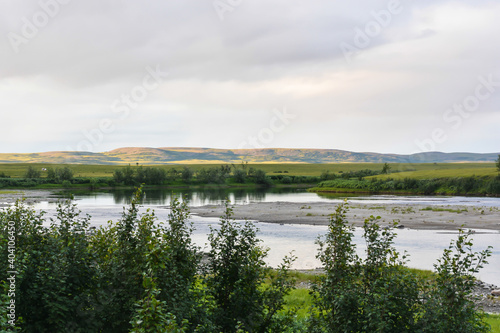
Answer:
0;148;497;165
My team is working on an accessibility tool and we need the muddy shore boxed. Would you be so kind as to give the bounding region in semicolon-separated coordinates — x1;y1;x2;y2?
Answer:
191;201;500;231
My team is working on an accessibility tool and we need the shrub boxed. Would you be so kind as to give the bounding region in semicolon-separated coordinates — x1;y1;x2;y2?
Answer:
24;166;41;179
310;201;492;333
204;202;296;332
232;168;247;183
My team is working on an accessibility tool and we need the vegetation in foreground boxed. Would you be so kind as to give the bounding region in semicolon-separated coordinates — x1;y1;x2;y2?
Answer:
1;188;495;332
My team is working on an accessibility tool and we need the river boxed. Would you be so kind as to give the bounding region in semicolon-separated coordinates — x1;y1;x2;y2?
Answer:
26;188;500;286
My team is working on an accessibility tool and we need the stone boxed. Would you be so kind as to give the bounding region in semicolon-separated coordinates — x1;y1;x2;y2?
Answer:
491;290;500;296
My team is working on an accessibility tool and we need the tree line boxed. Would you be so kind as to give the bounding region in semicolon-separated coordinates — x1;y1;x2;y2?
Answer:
314;175;500;195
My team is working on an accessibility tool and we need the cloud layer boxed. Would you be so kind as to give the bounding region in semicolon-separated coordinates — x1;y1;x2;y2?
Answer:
1;0;499;154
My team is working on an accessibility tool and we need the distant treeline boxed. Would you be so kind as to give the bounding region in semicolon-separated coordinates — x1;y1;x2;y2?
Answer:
113;165;319;186
312;176;500;195
0;164;319;189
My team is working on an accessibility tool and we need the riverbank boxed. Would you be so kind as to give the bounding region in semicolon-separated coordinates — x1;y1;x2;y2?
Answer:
0;189;59;208
309;175;500;196
191;201;500;231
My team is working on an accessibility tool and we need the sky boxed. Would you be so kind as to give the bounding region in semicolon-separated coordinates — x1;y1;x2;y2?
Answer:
0;0;499;154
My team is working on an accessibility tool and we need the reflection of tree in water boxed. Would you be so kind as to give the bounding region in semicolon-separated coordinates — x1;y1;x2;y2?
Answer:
112;190;135;205
244;188;267;203
231;189;248;203
194;188;231;204
108;187;309;206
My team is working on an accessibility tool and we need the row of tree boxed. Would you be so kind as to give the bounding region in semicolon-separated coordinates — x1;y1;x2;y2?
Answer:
316;175;500;195
24;166;74;182
112;165;273;186
0;188;492;332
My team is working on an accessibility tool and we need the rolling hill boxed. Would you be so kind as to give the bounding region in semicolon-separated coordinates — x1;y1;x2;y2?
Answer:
0;148;498;165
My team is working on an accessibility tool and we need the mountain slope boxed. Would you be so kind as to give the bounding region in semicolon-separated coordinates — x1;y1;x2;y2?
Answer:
0;148;497;164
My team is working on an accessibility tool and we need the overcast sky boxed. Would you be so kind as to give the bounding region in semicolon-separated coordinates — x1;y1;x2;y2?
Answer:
1;0;499;154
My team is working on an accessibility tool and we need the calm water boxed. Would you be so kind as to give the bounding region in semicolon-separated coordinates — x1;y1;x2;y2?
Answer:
47;187;500;207
31;188;500;286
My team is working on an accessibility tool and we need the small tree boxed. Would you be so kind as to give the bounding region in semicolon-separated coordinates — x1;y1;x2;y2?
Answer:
417;229;492;332
381;162;391;174
232;168;247;183
252;169;271;186
181;167;193;183
24;166;41;179
311;202;492;333
496;154;500;174
204;202;295;332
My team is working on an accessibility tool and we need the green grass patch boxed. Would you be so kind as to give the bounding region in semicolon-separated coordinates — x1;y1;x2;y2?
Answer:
486;314;500;333
368;167;497;180
421;207;468;213
0;190;21;194
283;288;313;319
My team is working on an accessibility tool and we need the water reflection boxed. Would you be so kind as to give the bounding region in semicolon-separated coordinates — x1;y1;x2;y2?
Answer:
72;187;318;207
62;188;500;208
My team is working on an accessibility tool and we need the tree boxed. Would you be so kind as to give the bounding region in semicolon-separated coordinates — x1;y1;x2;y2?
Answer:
381;162;391;174
252;169;271;186
417;229;492;332
46;167;73;183
181;167;193;183
1;198;98;332
204;202;295;332
123;164;136;185
24;166;41;178
496;154;500;174
232;168;247;183
310;201;492;333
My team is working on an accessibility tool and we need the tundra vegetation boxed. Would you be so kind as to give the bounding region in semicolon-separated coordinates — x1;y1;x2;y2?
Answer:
0;189;496;332
1;162;500;195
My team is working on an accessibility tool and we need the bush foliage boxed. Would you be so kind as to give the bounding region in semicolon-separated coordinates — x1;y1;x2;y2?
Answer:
0;192;493;332
314;176;500;195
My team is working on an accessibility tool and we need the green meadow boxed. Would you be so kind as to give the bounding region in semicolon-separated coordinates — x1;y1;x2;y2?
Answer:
0;162;496;178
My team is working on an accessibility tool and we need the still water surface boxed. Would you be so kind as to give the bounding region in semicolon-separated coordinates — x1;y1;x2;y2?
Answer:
33;188;500;286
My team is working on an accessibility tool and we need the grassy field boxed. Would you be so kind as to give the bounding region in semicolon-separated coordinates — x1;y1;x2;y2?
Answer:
368;167;498;180
0;162;496;179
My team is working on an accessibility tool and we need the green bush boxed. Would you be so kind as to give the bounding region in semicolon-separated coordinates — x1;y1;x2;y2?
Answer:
232;168;247;183
46;166;74;183
1;193;493;332
315;176;500;195
23;166;41;179
310;201;492;333
204;202;296;332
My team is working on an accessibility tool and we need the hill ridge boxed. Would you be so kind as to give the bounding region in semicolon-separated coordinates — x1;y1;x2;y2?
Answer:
0;148;497;165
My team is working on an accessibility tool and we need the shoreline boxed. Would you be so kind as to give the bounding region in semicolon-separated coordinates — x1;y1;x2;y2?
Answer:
191;201;500;231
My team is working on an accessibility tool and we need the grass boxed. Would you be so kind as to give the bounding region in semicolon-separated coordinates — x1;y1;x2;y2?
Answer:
0;162;496;178
0;190;21;194
368;167;498;180
283;288;313;319
421;206;468;213
487;314;500;333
